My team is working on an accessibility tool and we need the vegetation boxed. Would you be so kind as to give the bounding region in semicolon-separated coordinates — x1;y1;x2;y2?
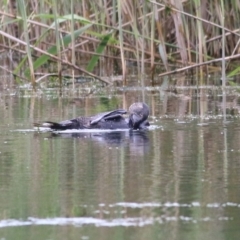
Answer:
1;0;240;86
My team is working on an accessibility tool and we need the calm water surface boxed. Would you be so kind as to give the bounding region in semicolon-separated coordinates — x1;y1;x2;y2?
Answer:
1;89;240;240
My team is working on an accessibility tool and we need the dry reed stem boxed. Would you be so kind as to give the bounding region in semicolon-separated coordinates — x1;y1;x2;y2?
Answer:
169;0;188;63
117;0;126;84
0;30;112;85
159;52;240;77
0;65;29;82
150;1;240;38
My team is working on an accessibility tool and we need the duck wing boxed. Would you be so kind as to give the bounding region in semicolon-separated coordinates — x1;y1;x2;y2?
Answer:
90;109;127;125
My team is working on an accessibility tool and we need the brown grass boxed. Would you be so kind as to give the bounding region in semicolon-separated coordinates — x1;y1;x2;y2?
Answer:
0;0;240;86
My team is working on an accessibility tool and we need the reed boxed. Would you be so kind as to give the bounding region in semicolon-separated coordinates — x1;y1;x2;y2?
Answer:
1;0;240;87
18;0;36;86
220;0;226;87
70;0;75;88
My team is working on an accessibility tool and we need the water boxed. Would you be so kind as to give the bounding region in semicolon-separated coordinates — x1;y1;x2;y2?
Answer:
1;88;240;240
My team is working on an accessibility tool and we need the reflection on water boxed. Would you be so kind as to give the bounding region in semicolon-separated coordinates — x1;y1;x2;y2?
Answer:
50;130;150;156
1;90;240;240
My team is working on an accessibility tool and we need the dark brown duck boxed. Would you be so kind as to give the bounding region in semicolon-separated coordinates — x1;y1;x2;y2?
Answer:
34;102;150;130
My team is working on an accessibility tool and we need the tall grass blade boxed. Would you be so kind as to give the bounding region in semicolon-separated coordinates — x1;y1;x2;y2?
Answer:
86;32;113;72
71;0;75;88
227;67;240;77
220;0;226;88
150;6;155;74
153;4;168;74
24;24;92;76
18;0;36;86
141;0;147;88
117;0;126;85
48;14;91;26
52;0;62;86
158;43;168;71
169;0;188;64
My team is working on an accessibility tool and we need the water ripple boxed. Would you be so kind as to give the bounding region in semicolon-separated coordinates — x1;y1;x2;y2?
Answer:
0;215;233;228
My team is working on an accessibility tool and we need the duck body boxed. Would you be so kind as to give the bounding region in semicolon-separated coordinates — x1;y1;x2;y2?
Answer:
35;102;150;131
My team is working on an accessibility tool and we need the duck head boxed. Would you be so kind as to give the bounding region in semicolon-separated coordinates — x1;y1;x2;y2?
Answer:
128;102;150;130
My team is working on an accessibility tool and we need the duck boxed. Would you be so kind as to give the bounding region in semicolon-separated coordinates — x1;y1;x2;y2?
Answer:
34;102;150;130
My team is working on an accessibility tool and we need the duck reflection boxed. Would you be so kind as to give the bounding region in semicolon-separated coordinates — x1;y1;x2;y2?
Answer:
50;130;150;156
